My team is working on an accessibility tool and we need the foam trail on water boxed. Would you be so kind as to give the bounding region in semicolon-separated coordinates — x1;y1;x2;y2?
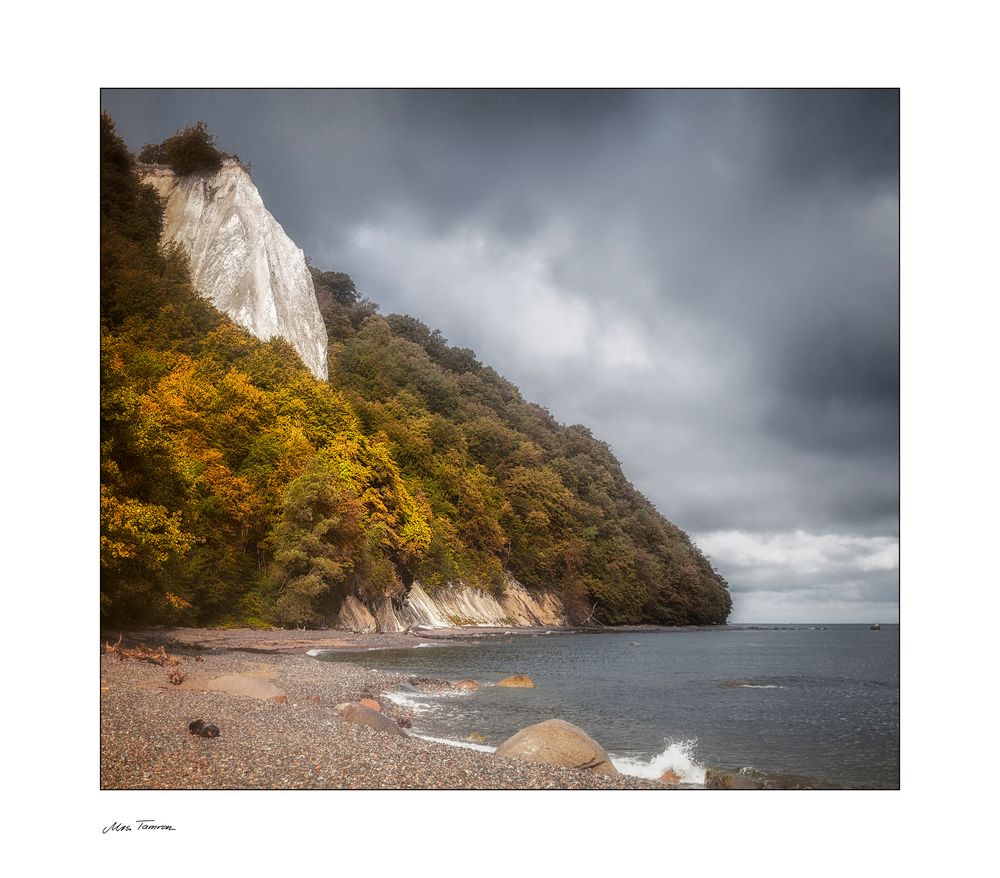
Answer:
384;684;474;716
610;739;706;784
383;690;435;714
412;733;497;753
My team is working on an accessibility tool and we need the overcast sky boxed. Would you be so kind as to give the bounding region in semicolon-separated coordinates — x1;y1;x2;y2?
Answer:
101;89;899;623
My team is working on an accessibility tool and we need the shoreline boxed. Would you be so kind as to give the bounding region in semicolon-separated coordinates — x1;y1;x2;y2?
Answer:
100;622;859;659
100;626;846;789
100;622;736;656
100;628;666;790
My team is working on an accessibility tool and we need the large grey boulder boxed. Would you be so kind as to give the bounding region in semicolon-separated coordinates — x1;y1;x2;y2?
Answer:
495;719;618;776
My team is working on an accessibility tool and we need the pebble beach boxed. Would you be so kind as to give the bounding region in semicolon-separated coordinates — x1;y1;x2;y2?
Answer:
100;629;662;790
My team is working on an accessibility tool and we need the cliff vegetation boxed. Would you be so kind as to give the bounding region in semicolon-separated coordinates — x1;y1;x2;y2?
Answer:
137;121;248;176
100;114;732;628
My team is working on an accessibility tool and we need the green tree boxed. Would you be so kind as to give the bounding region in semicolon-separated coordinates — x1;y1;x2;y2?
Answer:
267;460;363;627
139;122;226;176
101;112;731;628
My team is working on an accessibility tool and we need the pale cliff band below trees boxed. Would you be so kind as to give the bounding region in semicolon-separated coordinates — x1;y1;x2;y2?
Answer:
337;579;569;633
142;161;329;380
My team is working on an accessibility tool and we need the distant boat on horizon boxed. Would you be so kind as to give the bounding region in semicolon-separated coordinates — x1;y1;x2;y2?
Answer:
870;623;881;630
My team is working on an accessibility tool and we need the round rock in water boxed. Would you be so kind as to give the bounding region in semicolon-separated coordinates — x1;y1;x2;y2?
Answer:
496;674;535;688
495;719;618;775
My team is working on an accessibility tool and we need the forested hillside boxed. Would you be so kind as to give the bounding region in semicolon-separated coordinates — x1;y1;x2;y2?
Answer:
100;114;731;628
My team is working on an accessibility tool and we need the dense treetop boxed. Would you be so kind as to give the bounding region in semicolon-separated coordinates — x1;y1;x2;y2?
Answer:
137;121;247;177
100;113;731;628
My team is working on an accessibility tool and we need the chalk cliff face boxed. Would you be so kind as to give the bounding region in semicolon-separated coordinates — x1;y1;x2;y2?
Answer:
338;580;570;633
141;161;328;380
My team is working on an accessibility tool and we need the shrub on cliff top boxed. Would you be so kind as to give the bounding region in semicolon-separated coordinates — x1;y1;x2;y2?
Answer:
139;121;226;177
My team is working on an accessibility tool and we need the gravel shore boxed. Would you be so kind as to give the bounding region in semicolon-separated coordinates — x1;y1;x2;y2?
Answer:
100;631;663;790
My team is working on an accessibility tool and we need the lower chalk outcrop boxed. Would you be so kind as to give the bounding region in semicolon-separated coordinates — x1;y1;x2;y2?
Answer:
338;595;377;633
339;578;570;633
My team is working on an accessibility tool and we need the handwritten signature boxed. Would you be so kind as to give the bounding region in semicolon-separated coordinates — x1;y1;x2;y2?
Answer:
103;819;176;834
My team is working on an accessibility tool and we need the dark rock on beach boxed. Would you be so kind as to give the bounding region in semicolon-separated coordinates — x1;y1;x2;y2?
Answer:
736;767;840;790
188;719;221;738
703;767;836;790
704;768;764;789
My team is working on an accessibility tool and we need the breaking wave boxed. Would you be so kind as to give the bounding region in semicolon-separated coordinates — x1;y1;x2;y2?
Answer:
382;690;435;714
409;730;709;784
610;739;706;784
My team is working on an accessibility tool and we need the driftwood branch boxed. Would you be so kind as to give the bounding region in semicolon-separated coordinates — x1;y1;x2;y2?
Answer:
581;601;604;627
104;636;181;666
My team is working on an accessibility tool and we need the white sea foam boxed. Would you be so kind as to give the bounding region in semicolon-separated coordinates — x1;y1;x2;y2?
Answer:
382;690;435;713
383;685;474;715
738;684;784;689
610;739;707;784
412;733;497;753
429;688;476;699
306;648;323;657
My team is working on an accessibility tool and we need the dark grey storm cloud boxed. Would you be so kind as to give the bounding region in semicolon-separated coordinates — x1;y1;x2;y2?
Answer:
101;89;899;622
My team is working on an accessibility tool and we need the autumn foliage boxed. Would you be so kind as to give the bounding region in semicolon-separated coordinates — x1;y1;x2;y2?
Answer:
100;113;731;628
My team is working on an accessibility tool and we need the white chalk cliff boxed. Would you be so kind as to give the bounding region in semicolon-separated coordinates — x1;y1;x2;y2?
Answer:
338;580;570;633
141;161;328;380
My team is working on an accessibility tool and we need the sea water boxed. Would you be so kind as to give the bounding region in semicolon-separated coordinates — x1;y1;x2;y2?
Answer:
314;624;899;789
